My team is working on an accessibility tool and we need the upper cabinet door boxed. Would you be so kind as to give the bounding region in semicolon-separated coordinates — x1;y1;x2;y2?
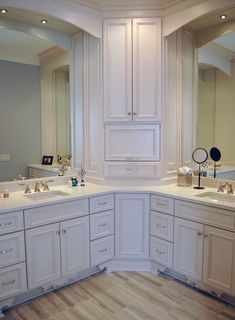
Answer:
103;19;132;122
103;18;161;123
133;18;161;122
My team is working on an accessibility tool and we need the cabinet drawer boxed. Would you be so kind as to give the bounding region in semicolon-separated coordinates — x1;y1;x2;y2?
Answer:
0;262;27;300
0;231;25;268
90;194;114;214
175;200;235;230
104;162;161;178
150;211;173;242
150;236;173;268
0;211;24;235
151;195;174;215
24;199;89;228
90;210;114;240
90;235;114;266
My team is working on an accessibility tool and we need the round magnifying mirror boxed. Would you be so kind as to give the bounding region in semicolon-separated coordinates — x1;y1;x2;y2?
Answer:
192;148;208;164
210;147;221;162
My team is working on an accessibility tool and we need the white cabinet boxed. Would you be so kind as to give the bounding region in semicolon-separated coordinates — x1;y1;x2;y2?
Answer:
26;217;90;289
173;217;203;281
0;231;25;268
103;18;161;122
203;226;235;294
115;193;149;259
0;211;24;236
105;124;160;161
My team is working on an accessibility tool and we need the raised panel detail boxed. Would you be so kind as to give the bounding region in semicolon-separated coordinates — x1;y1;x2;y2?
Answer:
90;210;114;240
0;231;25;268
150;211;174;242
150;236;173;268
0;211;24;235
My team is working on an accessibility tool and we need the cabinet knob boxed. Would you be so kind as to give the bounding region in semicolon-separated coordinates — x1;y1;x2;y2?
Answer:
56;231;60;235
62;229;66;234
128;112;131;116
133;112;137;116
204;234;208;238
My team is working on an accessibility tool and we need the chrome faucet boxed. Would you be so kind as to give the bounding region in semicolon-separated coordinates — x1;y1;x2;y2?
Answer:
34;181;41;192
41;179;54;191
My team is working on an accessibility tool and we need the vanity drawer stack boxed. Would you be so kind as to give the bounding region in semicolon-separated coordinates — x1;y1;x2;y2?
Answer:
89;194;114;266
150;195;174;268
0;211;27;301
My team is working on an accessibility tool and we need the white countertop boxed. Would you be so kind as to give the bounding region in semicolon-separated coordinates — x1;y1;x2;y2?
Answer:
0;182;235;214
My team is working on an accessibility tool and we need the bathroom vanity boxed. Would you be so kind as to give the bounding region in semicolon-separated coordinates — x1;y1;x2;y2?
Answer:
0;181;235;314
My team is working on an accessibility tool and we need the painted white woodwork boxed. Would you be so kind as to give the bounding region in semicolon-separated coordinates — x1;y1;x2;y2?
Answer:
90;210;114;240
105;124;160;161
150;236;173;268
175;200;235;231
24;199;89;228
0;262;27;300
103;18;161;122
164;30;181;176
39;47;69;78
70;33;85;171
151;194;174;215
89;194;114;214
150;211;173;242
90;235;114;266
203;226;235;294
103;19;132;122
26;223;61;289
115;193;149;259
132;18;161;122
181;30;195;168
84;33;103;178
0;211;23;236
0;231;25;268
173;217;203;281
60;216;90;277
104;162;161;178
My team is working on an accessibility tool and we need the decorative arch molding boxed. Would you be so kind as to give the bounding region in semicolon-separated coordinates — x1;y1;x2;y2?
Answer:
0;0;102;38
163;0;235;36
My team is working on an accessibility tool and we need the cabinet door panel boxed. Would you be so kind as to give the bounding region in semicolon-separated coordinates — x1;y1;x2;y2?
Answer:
203;226;235;293
103;19;132;121
26;223;61;289
133;18;161;121
173;217;203;281
0;231;25;268
115;193;149;259
61;217;90;277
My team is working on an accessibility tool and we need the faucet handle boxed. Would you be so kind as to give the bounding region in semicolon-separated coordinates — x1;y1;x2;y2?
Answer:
19;183;31;194
41;179;54;191
34;181;41;192
217;183;225;193
225;182;234;194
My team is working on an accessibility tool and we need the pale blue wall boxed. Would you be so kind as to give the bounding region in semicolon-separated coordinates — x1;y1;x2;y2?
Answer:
0;60;41;181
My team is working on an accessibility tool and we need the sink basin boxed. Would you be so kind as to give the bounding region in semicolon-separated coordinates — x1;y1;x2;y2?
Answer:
196;192;235;204
24;190;70;200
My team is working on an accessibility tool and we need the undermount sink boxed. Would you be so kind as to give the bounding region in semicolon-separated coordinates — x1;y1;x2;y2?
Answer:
24;190;70;200
196;192;235;204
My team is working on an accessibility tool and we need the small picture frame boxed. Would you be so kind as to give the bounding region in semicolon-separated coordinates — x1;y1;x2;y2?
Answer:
42;155;53;165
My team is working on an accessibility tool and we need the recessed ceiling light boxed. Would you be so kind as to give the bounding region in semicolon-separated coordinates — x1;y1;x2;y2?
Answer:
0;9;7;13
220;14;227;20
41;19;48;24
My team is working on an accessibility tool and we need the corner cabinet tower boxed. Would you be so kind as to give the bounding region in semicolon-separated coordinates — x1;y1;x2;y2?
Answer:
103;18;162;179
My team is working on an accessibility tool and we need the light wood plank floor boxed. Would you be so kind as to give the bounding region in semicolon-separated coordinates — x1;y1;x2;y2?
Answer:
4;272;235;320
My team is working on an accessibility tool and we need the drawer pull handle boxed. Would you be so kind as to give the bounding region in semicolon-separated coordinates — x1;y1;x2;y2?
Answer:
98;223;108;227
0;248;13;254
197;232;202;236
98;202;107;206
156;224;166;229
0;221;12;227
156;201;167;207
204;234;208;238
2;279;16;286
155;249;165;255
98;248;108;253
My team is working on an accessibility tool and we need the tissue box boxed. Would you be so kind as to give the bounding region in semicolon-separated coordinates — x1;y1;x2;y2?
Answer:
177;174;192;187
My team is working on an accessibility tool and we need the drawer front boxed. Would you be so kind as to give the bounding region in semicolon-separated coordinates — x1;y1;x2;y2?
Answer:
150;236;173;268
151;195;174;215
90;194;114;214
0;211;24;235
0;231;25;268
150;211;174;242
104;162;161;178
90;210;114;240
0;262;27;300
175;200;235;230
90;235;114;266
25;199;89;228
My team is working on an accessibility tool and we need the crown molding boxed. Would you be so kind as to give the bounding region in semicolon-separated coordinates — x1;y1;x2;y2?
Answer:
0;50;40;65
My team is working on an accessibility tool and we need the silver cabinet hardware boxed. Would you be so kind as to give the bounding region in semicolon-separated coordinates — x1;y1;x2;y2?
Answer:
155;249;165;255
0;248;13;254
98;201;107;206
156;201;167;207
128;112;131;115
197;232;202;236
56;231;60;235
1;279;16;286
0;221;12;227
156;224;166;229
98;248;108;253
98;223;108;227
204;234;208;238
61;229;66;234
